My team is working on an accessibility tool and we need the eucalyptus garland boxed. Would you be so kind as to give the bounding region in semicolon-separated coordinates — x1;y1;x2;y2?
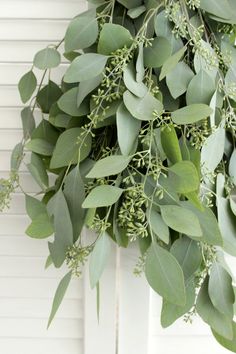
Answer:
2;0;236;349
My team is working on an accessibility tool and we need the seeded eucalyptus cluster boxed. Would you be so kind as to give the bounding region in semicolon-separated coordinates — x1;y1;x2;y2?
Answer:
2;0;236;348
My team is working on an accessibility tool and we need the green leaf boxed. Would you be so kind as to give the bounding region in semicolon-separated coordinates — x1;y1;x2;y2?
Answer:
229;149;236;185
168;160;200;194
86;155;131;179
201;123;225;174
21;107;35;139
145;242;186;306
123;61;148;97
217;197;236;256
47;190;73;267
64;54;108;83
196;276;233;340
144;37;171;68
11;143;23;171
186;70;215;105
161;280;195;328
117;0;142;9
64;14;98;52
116;102;141;156
58;87;89;116
25;195;46;220
127;5;146;18
26;213;54;239
47;271;72;328
34;47;61;70
171;236;202;280
212;322;236;353
159;46;186;80
50;128;92;169
82;185;123;208
123;90;163;121
26;138;54;156
160;205;202;237
148;208;170;244
166;62;194;99
98;23;133;55
18;70;37;103
136;43;145;83
64;166;86;242
199;0;232;20
27;153;48;190
89;232;111;288
172;104;212;125
194;40;218;80
161;125;182;164
182;202;223;246
209;262;235;318
77;74;103;108
36;80;62;113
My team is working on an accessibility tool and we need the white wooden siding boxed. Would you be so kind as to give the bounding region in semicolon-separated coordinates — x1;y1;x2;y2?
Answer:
0;1;86;353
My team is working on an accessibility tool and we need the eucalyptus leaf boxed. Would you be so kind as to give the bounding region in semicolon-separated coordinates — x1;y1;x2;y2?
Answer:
47;271;72;328
144;37;172;68
27;152;48;190
82;185;123;208
159;46;186;80
98;23;133;55
34;47;61;70
26;138;54;156
89;232;111;288
116;102;141;156
64;54;108;83
58;87;89;116
26;213;54;239
36;80;62;113
166;62;194;99
86;155;131;178
186;70;215;105
77;74;103;108
148;208;170;244
172;104;212;125
161;125;182;164
145;242;186;306
212;322;236;353
21;107;35;139
123;61;148;97
168;160;200;194
123;90;163;121
11;143;23;171
18;70;37;103
160;205;202;237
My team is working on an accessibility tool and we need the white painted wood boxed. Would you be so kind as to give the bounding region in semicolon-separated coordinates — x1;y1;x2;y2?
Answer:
0;1;86;353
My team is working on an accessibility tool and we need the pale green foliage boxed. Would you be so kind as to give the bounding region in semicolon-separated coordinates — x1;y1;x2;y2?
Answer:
3;0;236;350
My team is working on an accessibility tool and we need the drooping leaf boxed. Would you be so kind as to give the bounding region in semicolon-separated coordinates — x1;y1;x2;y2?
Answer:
64;14;98;52
64;54;108;83
47;271;72;328
123;61;148;97
166;62;194;99
26;213;54;239
172;104;212;124
26;138;54;156
77;74;103;108
161;125;182;164
212;322;236;353
229;149;236;185
170;236;202;280
98;23;133;55
11;143;23;171
116;102;141;156
18;70;37;103
82;185;123;208
21;107;35;139
209;261;235;318
123;90;163;121
86;155;131;179
161;280;195;328
217;197;236;257
127;5;146;18
50;128;92;169
136;43;145;82
117;0;142;9
144;37;172;68
27;152;48;190
58;87;89;116
160;205;202;237
89;232;111;288
25;195;46;220
186;70;215;105
196;276;233;340
145;242;186;306
64;166;86;242
147;208;170;244
36;80;62;113
34;47;61;70
199;0;232;20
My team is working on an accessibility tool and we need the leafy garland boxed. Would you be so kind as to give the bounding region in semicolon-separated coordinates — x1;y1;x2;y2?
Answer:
1;0;236;349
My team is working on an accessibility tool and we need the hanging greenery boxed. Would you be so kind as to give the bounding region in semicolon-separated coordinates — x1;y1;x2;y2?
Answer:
1;0;236;349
